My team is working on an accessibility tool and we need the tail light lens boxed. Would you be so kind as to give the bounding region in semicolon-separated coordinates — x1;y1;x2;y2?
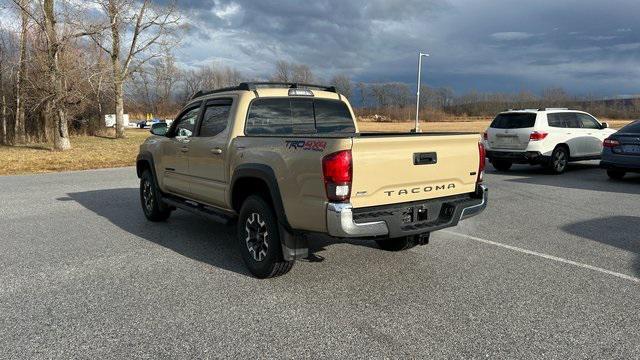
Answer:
529;131;548;141
478;142;486;183
603;138;620;148
322;150;352;202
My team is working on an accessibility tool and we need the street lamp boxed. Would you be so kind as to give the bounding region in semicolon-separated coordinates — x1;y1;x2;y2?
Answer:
414;52;429;132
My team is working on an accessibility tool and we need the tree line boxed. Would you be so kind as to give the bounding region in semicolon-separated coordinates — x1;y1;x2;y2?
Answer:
0;0;178;150
1;1;637;152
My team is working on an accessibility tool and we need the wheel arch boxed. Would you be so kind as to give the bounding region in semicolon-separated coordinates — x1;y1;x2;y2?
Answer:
230;164;291;230
136;151;157;179
555;143;571;158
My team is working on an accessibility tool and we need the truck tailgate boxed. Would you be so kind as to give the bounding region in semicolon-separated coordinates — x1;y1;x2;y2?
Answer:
350;134;480;208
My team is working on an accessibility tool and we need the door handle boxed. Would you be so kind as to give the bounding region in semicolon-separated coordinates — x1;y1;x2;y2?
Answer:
211;148;223;155
180;147;189;153
413;152;438;165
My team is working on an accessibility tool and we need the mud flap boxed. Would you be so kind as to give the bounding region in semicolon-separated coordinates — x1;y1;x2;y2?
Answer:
279;224;309;261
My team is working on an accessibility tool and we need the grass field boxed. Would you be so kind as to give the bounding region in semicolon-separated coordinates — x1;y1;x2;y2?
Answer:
0;119;634;176
0;130;150;176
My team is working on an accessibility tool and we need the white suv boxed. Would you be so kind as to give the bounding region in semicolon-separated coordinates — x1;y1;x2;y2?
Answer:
483;109;616;174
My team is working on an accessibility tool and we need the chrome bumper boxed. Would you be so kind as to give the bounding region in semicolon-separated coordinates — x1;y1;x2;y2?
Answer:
461;184;488;220
326;185;488;238
326;203;389;237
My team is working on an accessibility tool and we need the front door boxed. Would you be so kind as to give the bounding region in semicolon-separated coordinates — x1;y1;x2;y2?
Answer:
186;98;234;207
562;112;590;157
161;103;201;196
576;113;613;156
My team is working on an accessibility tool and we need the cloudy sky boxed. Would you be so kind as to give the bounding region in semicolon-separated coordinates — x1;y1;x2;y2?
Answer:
173;0;639;97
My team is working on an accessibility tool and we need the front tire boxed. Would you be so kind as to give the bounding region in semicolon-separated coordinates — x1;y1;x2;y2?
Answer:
376;235;422;251
237;195;294;278
140;169;172;221
491;159;513;172
607;169;626;180
546;146;569;174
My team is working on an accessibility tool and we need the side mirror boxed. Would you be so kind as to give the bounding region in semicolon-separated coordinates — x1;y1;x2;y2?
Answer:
150;123;168;136
601;122;609;129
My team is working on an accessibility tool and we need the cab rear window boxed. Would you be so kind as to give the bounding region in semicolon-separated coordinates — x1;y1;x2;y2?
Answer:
246;98;355;135
490;113;537;129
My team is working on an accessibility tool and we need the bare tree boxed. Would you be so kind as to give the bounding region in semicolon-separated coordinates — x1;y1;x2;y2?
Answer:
12;0;107;149
0;40;6;145
271;60;315;83
91;0;179;138
13;0;29;144
41;0;72;149
356;82;368;107
178;63;243;103
272;60;291;82
292;64;314;83
330;74;353;99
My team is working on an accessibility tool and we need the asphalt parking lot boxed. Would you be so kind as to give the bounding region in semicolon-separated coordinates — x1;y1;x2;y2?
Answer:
1;163;639;359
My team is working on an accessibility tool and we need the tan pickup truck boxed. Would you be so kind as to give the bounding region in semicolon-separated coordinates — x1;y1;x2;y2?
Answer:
136;82;487;278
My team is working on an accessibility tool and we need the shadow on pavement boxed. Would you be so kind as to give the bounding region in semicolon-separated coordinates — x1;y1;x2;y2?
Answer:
66;188;350;277
491;162;640;195
67;188;254;277
562;216;640;276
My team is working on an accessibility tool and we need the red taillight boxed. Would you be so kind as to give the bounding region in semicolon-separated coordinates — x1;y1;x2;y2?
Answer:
478;142;486;183
529;131;548;141
603;138;620;148
322;150;352;202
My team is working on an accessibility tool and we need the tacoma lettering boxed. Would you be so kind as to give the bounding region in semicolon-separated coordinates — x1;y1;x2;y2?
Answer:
384;184;456;196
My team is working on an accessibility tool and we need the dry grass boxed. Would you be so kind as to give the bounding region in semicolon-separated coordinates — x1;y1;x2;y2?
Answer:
0;129;150;176
0;118;635;176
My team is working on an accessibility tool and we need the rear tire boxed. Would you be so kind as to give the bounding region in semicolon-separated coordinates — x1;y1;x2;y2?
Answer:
376;235;419;251
491;159;513;172
546;146;569;174
237;195;294;278
140;169;172;222
607;169;626;180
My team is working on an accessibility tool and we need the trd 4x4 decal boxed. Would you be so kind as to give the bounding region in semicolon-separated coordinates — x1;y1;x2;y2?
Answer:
285;140;327;152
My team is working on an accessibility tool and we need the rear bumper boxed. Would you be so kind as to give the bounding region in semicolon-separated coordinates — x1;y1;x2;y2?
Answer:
600;160;640;172
326;185;488;238
486;150;547;164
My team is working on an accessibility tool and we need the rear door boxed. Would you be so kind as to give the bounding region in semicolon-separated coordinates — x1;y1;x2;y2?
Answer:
486;113;537;150
350;134;480;208
186;98;234;207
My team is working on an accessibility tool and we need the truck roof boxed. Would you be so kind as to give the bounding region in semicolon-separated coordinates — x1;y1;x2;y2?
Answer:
190;82;339;100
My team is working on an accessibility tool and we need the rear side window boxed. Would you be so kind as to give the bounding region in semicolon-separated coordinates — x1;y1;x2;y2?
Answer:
199;99;232;137
246;98;355;135
490;113;537;129
547;113;566;128
620;120;640;133
548;113;584;128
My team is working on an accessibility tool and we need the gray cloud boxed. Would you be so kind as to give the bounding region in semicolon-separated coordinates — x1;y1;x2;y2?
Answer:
173;0;640;96
490;32;536;41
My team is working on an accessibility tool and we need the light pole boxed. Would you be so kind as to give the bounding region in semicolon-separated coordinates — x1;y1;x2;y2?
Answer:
414;52;429;132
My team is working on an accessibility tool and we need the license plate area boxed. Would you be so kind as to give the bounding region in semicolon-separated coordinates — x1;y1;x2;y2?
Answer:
401;205;430;224
494;135;521;148
621;144;640;154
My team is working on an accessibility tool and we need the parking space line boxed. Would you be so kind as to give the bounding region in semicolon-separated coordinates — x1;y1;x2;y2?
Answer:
442;230;640;284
